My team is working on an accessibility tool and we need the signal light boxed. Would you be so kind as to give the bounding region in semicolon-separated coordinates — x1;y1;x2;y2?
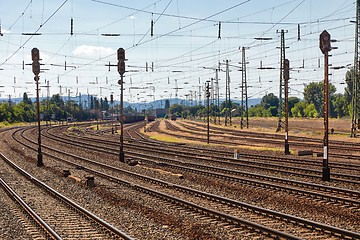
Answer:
117;48;125;75
32;61;40;75
118;61;125;75
320;30;331;54
31;48;40;61
117;48;125;61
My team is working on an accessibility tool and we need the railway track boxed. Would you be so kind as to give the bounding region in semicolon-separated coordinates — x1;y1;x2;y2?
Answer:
66;120;360;174
154;120;360;170
169;120;360;160
0;150;133;240
134;120;360;180
0;176;60;240
44;124;360;195
10;125;360;239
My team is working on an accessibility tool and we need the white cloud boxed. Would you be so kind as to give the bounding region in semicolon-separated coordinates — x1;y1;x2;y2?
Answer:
72;45;115;58
1;29;11;34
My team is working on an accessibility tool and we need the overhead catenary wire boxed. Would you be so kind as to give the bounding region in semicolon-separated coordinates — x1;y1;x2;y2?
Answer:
0;0;355;101
0;0;69;67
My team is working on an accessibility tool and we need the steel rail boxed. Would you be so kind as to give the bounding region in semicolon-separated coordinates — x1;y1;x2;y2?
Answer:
13;127;360;239
0;151;134;240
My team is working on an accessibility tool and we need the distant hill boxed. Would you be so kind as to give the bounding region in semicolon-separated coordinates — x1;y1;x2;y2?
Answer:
0;95;261;111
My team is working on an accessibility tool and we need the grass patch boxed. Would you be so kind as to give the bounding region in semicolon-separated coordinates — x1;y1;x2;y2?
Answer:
0;121;32;128
236;145;282;152
149;133;185;143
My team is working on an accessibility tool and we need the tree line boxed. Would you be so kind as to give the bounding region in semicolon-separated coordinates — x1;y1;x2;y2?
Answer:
0;68;357;124
168;68;356;119
0;93;137;124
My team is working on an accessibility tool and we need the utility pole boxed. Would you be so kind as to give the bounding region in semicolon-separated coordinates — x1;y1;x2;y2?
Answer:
32;48;43;167
206;80;210;144
320;30;331;181
276;29;288;132
284;59;290;155
351;0;360;137
210;77;215;123
225;60;231;126
198;85;202;106
118;48;126;162
110;93;114;134
44;79;50;126
216;63;220;124
95;97;99;130
240;47;249;129
173;79;182;105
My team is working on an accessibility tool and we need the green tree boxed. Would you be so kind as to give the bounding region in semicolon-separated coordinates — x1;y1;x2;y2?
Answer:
260;93;279;116
288;97;300;117
22;92;32;105
303;81;336;117
169;104;184;116
164;99;170;109
331;93;347;118
14;101;35;122
291;101;307;117
0;102;13;122
189;105;203;117
344;67;357;116
304;103;318;118
248;105;272;117
50;94;66;120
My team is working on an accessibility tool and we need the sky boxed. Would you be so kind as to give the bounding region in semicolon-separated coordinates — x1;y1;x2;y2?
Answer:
0;0;357;107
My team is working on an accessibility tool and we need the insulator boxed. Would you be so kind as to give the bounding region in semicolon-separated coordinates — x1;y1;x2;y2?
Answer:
218;22;221;39
71;18;73;36
297;24;301;41
151;19;154;37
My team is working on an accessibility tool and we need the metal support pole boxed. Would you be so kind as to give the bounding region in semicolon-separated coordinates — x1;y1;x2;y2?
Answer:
35;75;43;167
206;81;210;144
117;47;126;163
284;59;290;155
276;29;288;132
320;30;331;181
119;74;125;162
351;0;360;137
323;51;330;181
216;67;220;125
240;47;249;129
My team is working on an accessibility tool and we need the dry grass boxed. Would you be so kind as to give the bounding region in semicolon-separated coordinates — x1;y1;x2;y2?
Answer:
142;117;360;154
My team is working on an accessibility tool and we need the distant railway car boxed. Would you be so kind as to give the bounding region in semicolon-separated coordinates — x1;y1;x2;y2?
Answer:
124;115;145;123
147;115;156;122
